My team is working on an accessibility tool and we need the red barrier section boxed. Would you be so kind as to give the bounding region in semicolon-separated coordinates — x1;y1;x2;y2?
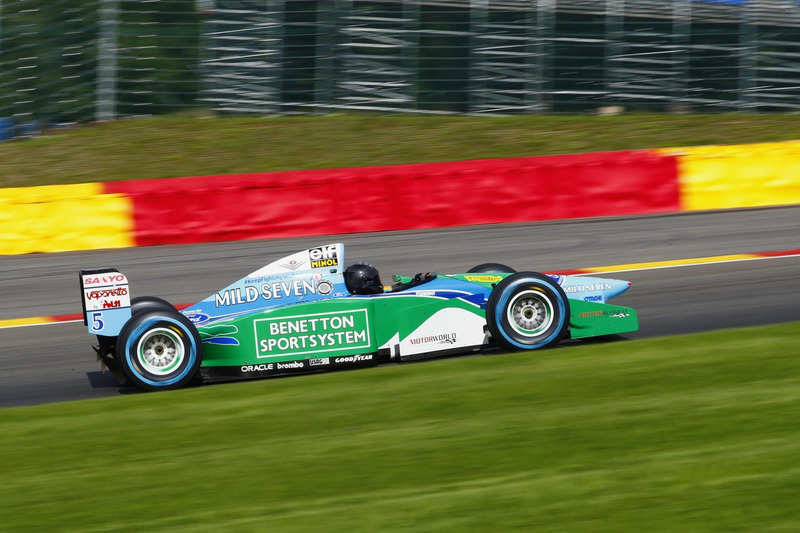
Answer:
104;151;680;247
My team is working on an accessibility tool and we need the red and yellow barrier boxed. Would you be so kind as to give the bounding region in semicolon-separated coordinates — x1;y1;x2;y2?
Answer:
1;140;799;256
662;140;800;211
0;183;134;255
104;150;680;247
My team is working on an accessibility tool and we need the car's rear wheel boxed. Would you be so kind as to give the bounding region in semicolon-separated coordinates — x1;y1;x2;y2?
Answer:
95;297;178;379
467;263;516;274
486;272;569;351
116;309;202;391
131;296;176;316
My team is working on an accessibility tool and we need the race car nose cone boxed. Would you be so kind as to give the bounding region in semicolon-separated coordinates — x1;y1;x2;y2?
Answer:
558;275;632;303
604;277;632;299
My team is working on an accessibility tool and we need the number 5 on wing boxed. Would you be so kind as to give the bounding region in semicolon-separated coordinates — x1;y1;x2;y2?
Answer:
91;312;105;332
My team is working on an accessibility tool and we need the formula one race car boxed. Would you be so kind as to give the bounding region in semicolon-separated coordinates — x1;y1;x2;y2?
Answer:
79;243;638;391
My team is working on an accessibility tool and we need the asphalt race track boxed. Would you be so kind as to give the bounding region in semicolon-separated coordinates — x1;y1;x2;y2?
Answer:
1;206;799;407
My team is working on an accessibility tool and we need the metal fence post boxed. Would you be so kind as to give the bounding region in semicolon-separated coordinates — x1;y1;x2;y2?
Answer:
738;2;757;112
672;0;690;111
536;0;555;113
96;0;118;122
316;0;336;112
468;0;487;115
604;0;624;107
269;0;285;115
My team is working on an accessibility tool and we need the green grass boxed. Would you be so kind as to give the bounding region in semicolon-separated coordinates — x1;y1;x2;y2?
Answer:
2;322;799;532
2;113;800;188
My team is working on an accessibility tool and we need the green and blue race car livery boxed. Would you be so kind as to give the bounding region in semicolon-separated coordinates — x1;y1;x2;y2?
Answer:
79;243;638;391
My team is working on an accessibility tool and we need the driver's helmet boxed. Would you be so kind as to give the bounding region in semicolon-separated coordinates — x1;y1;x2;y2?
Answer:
344;262;384;295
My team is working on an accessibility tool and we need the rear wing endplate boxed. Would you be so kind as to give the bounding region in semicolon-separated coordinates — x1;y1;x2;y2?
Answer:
79;269;132;337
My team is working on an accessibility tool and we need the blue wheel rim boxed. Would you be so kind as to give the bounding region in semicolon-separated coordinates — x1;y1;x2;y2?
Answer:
493;277;566;350
124;315;198;387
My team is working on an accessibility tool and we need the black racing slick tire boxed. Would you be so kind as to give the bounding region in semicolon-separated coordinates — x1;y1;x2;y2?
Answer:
116;309;202;391
468;263;517;274
94;297;177;382
131;296;176;316
486;272;569;351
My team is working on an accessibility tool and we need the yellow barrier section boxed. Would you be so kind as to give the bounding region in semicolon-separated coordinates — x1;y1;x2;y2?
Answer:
660;141;800;211
0;316;55;329
0;183;135;255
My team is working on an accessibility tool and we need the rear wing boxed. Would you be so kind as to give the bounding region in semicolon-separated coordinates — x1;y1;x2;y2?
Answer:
79;269;132;337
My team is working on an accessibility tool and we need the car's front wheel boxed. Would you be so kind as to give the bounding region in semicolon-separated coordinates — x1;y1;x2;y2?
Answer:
486;272;569;351
116;310;202;391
